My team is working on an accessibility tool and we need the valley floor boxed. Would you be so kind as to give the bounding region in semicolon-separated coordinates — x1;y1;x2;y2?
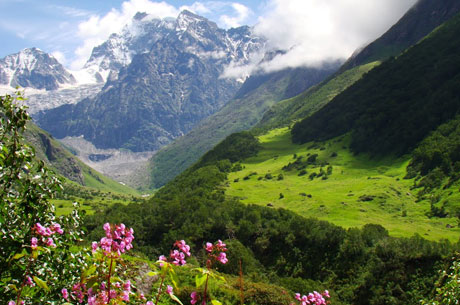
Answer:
226;128;460;242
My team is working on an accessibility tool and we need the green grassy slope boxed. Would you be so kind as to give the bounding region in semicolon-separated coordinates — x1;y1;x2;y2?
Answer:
226;128;460;242
24;122;139;196
255;62;380;132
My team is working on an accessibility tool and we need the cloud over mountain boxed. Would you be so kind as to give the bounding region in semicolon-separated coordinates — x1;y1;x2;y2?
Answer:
223;0;417;78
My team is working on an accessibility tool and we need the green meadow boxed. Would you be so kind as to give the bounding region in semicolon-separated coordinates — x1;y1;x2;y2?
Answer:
226;127;460;242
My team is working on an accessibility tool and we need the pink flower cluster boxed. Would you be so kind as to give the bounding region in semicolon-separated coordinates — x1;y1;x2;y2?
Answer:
294;290;330;305
30;222;63;249
8;301;24;305
159;240;192;266
205;240;228;264
62;280;133;304
92;223;134;256
190;291;200;305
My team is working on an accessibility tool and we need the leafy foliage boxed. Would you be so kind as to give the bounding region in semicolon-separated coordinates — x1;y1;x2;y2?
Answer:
0;92;87;303
408;116;460;181
421;254;460;305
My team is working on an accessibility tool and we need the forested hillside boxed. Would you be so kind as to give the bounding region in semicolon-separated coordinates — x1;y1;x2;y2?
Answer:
291;12;460;157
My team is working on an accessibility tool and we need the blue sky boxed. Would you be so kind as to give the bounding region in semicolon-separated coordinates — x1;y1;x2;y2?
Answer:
0;0;417;72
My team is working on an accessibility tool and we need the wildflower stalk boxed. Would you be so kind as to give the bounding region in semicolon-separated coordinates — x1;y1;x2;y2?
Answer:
203;272;210;304
154;274;166;305
16;253;34;305
239;259;244;305
107;255;114;303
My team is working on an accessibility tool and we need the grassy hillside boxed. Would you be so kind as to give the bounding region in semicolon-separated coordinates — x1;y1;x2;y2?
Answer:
255;62;380;132
226;128;460;242
24;122;139;196
149;66;339;188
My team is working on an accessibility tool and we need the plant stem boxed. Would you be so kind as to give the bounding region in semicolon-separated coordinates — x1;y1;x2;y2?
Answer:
16;253;34;305
203;273;210;304
107;256;114;304
154;275;166;305
239;259;244;305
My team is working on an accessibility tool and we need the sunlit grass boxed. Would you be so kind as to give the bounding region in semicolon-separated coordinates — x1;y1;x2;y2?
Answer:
226;127;460;242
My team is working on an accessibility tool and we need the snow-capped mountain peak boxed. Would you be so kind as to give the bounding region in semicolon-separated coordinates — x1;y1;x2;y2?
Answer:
0;47;76;91
176;10;214;32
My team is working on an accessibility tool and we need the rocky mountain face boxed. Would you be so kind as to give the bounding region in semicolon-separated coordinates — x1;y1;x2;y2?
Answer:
37;10;266;152
0;48;76;90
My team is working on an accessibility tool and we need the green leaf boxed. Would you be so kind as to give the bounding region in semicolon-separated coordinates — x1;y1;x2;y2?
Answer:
33;276;49;291
169;271;180;289
86;276;99;289
211;300;222;305
12;253;26;260
8;284;18;292
147;271;157;277
195;274;207;288
82;265;97;278
170;294;184;305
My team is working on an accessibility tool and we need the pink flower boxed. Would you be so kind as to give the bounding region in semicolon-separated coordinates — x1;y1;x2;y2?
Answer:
122;290;130;301
216;240;226;249
34;223;49;236
146;302;154;305
166;285;173;295
46;237;56;247
295;293;301;301
217;252;228;264
8;301;15;305
191;291;199;305
51;223;64;234
123;280;131;292
205;242;213;253
26;276;35;287
177;240;191;256
110;289;117;299
62;288;69;300
92;241;98;253
31;237;38;249
322;290;330;298
159;255;167;267
88;296;96;305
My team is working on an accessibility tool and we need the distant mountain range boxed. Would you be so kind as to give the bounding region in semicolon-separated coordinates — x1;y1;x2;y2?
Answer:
36;10;266;154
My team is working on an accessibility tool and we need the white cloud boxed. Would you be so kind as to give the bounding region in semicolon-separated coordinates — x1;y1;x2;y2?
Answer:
224;0;417;77
179;2;211;15
219;3;251;28
51;51;66;65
